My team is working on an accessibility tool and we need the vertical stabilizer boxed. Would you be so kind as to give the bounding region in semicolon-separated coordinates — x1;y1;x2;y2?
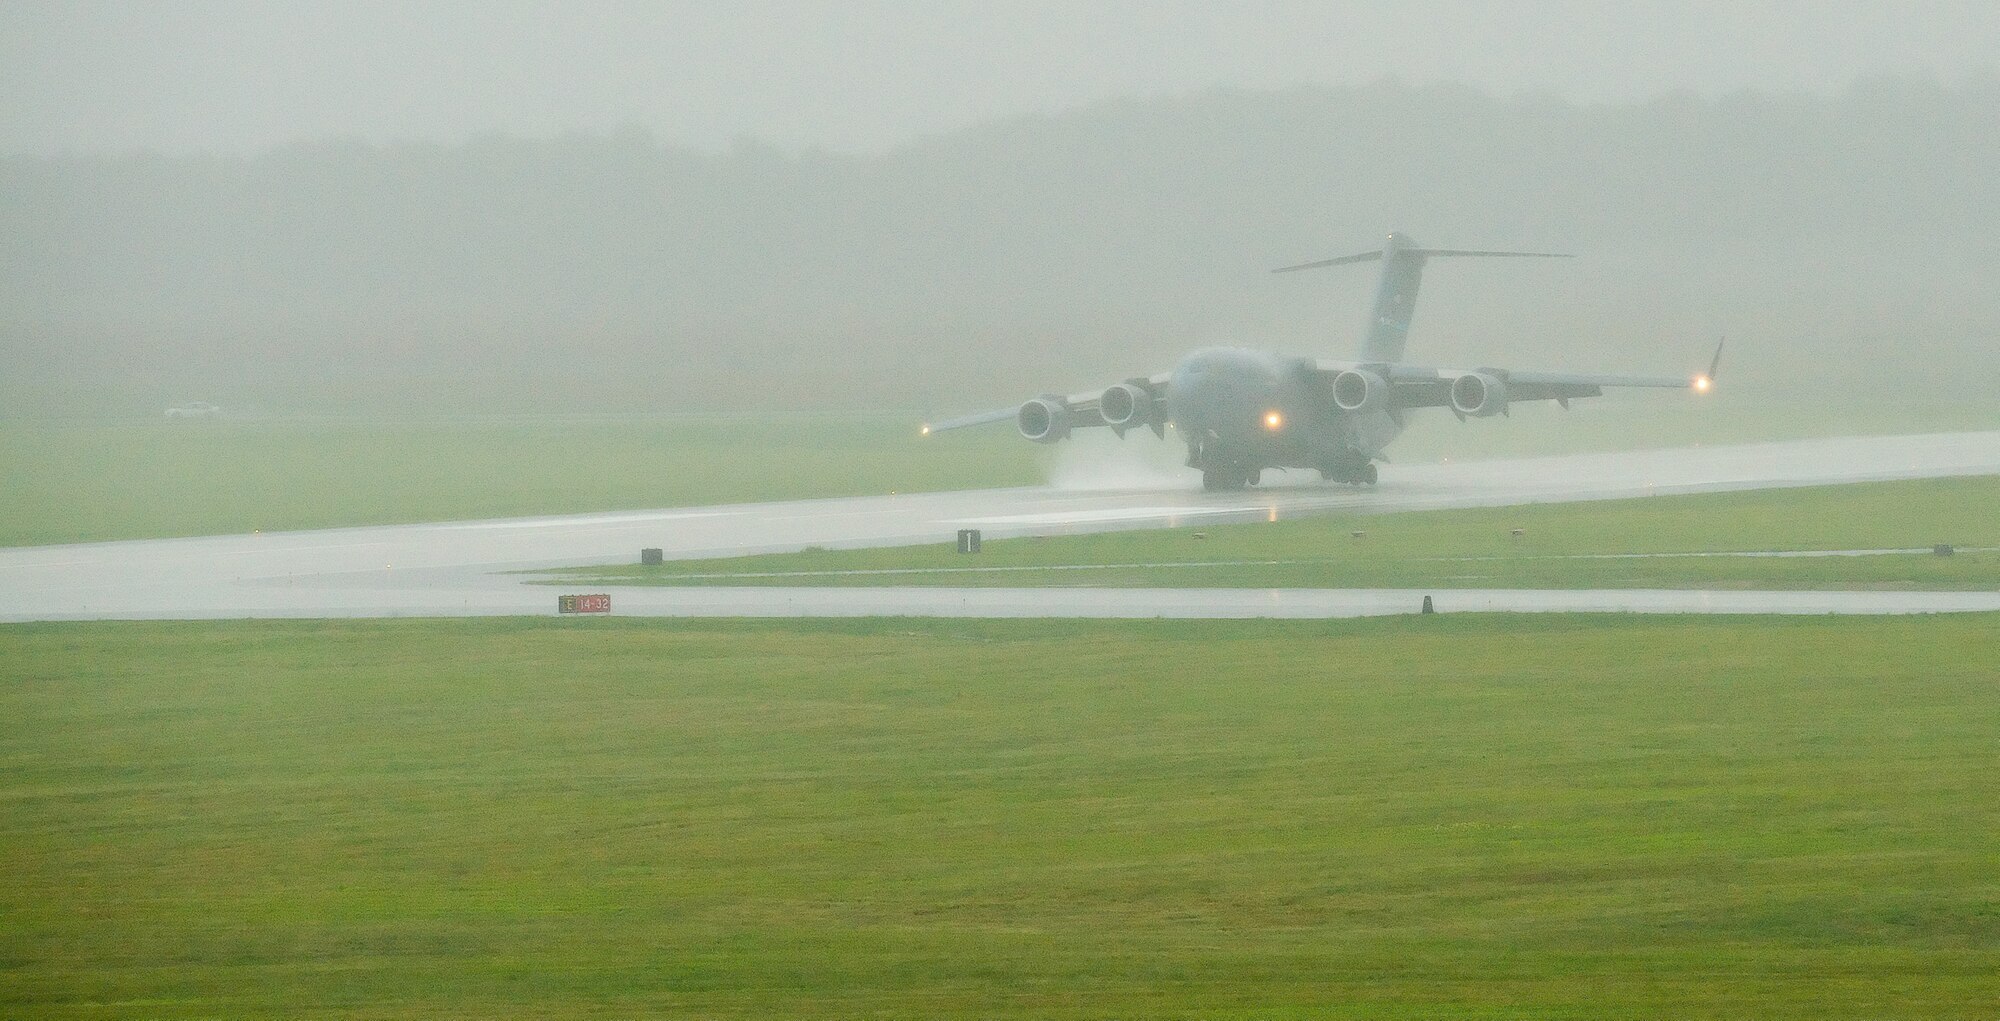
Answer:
1362;233;1425;362
1275;234;1571;362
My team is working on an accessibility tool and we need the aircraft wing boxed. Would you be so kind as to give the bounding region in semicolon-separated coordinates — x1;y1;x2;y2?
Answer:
1311;346;1716;411
923;407;1017;433
1376;365;1694;407
925;372;1173;436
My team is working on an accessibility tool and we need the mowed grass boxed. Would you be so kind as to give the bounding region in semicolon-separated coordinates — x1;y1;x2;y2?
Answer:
0;418;1036;547
556;475;2000;591
4;615;1998;1018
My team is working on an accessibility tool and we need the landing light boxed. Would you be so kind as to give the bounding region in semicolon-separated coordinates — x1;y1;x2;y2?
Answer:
920;424;932;436
1693;376;1712;394
1263;410;1284;431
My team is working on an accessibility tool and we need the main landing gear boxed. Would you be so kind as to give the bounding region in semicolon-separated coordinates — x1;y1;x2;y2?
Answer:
1204;460;1375;491
1201;466;1261;492
1320;460;1378;486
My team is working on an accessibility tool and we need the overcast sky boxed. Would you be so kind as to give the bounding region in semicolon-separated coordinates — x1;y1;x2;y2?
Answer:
4;0;1996;156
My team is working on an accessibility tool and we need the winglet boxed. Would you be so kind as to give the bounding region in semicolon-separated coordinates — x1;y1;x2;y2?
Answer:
1696;338;1728;394
1693;338;1724;394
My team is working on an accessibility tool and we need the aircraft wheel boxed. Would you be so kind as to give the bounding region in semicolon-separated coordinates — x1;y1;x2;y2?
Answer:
1321;455;1371;486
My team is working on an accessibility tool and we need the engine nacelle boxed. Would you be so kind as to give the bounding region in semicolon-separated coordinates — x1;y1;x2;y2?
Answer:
1017;396;1071;443
1331;369;1390;413
1098;383;1154;430
1450;372;1509;418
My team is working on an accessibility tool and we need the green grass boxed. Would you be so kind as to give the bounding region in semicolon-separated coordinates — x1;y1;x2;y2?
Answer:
4;614;1998;1017
552;475;2000;591
0;418;1036;547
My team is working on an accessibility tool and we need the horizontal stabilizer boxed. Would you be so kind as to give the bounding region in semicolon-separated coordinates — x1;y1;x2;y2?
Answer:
1414;248;1573;259
1274;248;1570;273
1271;250;1383;273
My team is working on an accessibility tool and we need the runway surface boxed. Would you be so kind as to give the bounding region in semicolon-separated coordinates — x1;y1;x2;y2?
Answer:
2;431;1995;622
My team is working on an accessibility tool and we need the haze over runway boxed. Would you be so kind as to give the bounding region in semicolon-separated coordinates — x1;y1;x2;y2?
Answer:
2;431;1995;622
8;5;1999;424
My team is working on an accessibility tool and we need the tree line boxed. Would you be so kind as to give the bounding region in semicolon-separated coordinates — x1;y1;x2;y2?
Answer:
3;77;1994;416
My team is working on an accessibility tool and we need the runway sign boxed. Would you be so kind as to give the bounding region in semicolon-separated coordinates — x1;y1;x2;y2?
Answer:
558;593;611;614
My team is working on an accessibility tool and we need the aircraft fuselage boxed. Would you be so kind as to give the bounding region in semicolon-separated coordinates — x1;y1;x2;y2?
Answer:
1167;346;1398;487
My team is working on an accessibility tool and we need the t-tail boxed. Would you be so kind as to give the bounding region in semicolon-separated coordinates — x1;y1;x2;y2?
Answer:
1274;233;1572;362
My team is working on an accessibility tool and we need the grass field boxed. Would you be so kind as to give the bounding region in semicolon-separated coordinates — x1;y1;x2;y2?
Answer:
0;418;1037;547
552;475;2000;591
5;614;1998;1017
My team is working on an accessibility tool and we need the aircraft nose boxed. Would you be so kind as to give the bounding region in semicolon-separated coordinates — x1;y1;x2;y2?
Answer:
1169;356;1271;438
1168;364;1222;434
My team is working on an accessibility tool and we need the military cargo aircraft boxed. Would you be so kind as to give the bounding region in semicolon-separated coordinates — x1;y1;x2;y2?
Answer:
925;233;1719;491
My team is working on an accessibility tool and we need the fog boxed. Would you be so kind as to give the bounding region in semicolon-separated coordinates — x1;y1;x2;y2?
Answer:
9;2;1998;156
2;5;1997;423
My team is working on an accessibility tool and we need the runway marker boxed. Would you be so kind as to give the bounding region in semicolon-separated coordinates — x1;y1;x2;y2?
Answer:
443;510;736;530
950;505;1265;527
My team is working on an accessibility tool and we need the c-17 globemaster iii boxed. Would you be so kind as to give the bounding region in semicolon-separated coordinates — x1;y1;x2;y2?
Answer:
925;232;1721;491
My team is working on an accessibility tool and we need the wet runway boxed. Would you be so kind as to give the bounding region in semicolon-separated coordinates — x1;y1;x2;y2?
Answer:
2;431;1996;622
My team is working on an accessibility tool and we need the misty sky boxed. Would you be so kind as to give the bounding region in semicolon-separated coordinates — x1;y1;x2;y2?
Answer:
4;0;1996;156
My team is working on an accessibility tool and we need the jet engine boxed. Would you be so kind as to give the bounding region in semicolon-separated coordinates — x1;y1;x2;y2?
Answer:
1450;372;1509;418
1097;383;1154;431
1017;396;1071;443
1331;369;1390;414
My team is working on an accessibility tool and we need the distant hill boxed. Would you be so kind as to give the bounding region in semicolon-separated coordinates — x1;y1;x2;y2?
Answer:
3;78;1996;417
